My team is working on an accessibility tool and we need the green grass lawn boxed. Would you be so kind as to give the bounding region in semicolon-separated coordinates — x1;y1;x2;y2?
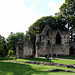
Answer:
0;57;75;75
16;57;75;65
0;61;75;75
0;56;15;61
58;55;75;59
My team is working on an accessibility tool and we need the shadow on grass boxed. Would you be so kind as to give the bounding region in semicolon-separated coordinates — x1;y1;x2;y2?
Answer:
0;62;74;75
58;56;75;60
0;62;51;75
0;57;15;61
21;57;58;63
0;62;37;75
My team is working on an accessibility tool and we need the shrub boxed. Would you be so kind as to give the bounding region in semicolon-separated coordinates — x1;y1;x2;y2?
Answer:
8;50;15;56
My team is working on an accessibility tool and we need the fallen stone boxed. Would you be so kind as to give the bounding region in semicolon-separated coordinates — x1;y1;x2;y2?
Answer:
66;65;74;69
46;69;75;73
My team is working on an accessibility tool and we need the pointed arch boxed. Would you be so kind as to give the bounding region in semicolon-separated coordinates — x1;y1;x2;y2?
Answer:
46;29;49;38
69;46;75;55
47;40;50;45
39;35;41;42
56;32;61;44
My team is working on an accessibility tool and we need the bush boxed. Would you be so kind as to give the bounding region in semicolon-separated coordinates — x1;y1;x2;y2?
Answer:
0;45;5;57
8;50;15;56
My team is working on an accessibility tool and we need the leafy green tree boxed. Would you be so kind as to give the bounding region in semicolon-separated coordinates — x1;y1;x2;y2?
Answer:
8;49;15;56
55;0;75;41
7;32;24;53
2;37;8;56
26;16;67;53
57;0;75;29
0;35;6;57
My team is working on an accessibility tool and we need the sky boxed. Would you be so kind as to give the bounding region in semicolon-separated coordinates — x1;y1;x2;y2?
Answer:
0;0;65;38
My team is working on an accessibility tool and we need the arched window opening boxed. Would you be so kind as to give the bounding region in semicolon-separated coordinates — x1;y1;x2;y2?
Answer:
73;35;75;42
56;32;61;44
39;35;41;42
69;46;75;55
46;29;49;37
74;38;75;42
47;40;50;45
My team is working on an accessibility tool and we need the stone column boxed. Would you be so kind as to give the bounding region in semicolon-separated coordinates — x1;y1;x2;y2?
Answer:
35;46;38;58
16;46;19;59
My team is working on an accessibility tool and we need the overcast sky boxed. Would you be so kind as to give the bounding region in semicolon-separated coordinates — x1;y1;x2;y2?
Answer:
0;0;65;38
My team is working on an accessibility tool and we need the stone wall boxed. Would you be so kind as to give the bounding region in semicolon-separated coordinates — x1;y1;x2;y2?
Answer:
16;36;32;58
36;25;70;56
16;25;75;58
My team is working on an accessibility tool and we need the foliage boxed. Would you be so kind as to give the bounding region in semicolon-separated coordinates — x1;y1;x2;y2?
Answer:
8;50;15;56
7;32;24;53
26;16;67;52
56;0;75;41
56;0;75;29
0;35;6;57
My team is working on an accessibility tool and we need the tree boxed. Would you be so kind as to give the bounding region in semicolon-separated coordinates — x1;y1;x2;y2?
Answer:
55;0;75;41
0;35;6;57
57;0;75;29
26;16;67;53
8;49;15;56
7;32;24;53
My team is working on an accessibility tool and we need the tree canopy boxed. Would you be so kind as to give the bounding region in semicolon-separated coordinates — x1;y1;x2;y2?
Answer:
57;0;75;29
26;0;75;50
7;32;24;53
26;16;67;52
0;35;6;56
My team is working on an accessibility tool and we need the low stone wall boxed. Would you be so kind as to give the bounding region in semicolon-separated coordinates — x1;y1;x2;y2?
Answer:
46;69;75;73
25;61;75;69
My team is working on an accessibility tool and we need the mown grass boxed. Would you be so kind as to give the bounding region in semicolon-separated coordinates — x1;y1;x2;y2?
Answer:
16;57;75;65
0;61;75;75
0;56;15;60
58;56;75;59
0;56;75;75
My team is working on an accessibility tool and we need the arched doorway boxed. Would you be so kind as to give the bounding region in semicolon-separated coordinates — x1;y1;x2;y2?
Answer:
69;46;75;56
56;32;61;44
46;29;49;38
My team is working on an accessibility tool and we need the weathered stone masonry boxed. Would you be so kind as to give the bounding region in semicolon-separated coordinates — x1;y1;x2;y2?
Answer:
16;36;32;58
36;25;75;56
16;25;75;58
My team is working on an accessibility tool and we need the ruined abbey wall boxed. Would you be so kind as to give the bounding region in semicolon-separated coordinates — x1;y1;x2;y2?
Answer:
16;36;32;58
16;25;75;58
36;25;70;56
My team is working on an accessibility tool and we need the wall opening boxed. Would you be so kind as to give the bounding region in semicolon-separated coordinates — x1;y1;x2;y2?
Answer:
46;29;49;38
47;40;50;45
39;35;41;42
73;35;75;42
56;32;61;44
69;46;75;56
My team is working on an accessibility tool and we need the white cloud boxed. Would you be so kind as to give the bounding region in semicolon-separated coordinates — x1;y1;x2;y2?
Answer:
0;0;65;38
48;0;65;16
0;0;41;38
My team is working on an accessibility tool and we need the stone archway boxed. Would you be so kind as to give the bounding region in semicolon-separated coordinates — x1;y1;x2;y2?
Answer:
69;46;75;56
56;32;61;44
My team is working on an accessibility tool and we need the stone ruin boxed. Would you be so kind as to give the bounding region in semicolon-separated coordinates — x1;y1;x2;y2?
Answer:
16;36;32;58
16;25;75;58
